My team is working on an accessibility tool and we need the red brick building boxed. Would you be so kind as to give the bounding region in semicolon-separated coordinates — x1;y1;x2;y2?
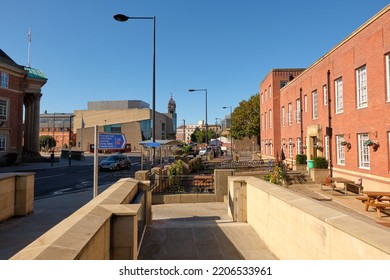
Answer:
260;5;390;190
0;49;47;163
260;69;305;158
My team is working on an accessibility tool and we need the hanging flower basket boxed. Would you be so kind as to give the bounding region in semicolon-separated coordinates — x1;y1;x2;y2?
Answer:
340;141;351;150
364;139;380;151
364;140;376;146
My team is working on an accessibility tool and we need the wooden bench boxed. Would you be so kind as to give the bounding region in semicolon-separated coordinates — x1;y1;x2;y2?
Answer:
369;202;390;218
355;195;368;202
346;182;364;195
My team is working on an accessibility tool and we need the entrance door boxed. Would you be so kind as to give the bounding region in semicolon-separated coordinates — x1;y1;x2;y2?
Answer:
311;136;318;159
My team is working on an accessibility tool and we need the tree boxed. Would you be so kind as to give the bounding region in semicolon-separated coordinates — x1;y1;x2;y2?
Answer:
231;93;260;144
39;135;56;151
190;127;202;143
191;127;217;144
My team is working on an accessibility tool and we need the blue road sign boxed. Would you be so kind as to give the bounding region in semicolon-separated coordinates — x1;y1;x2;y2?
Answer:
98;133;127;150
145;142;160;147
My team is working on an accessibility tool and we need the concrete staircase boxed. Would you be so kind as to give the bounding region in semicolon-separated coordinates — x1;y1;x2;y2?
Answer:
286;171;314;185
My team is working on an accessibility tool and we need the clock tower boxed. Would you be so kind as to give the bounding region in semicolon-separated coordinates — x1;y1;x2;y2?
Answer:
168;94;176;114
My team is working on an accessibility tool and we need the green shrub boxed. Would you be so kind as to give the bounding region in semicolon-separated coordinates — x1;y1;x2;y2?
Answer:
263;165;287;186
313;156;328;169
295;154;307;164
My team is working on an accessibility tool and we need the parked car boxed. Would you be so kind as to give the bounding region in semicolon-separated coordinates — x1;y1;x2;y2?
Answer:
98;154;131;171
199;147;212;156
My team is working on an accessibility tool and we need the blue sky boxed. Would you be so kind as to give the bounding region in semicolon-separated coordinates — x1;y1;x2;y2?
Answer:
1;0;388;125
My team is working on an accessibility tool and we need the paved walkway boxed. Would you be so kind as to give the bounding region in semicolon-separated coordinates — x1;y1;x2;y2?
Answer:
138;203;277;260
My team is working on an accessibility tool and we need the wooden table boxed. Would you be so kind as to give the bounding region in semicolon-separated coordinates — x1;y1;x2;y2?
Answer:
330;177;354;195
360;191;390;218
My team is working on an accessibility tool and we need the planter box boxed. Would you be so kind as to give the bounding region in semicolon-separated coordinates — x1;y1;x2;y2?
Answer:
294;164;307;172
310;168;329;183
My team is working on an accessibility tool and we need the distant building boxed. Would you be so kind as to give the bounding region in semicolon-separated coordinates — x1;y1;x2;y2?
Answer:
39;112;74;152
0;49;47;163
73;97;177;152
176;121;221;144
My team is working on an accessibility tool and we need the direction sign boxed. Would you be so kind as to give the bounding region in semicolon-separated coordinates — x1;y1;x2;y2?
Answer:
98;133;127;150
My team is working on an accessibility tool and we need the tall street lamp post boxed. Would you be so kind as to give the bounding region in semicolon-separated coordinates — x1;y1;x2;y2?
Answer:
181;119;186;142
114;13;156;162
222;106;233;157
189;89;208;145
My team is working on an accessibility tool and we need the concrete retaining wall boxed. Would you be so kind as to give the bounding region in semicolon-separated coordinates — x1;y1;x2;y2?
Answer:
0;172;35;221
11;178;151;260
228;176;390;259
152;169;234;204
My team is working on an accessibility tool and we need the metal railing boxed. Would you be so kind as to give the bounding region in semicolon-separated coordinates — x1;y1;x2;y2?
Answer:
203;159;270;172
150;174;214;194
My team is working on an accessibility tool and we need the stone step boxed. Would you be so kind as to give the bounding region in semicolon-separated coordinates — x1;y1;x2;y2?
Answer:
286;172;314;184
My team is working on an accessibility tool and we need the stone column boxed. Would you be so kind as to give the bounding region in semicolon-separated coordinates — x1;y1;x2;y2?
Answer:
23;92;41;156
31;93;41;154
23;94;32;153
214;169;235;202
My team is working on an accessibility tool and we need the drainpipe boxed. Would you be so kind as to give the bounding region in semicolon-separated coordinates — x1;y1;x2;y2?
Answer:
300;87;303;153
327;70;333;177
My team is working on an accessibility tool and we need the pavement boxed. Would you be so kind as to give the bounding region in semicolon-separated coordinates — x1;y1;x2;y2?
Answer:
0;152;389;260
0;153;105;259
138;202;277;260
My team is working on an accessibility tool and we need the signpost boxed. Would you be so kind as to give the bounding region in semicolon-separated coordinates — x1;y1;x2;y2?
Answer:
93;130;127;198
98;133;127;150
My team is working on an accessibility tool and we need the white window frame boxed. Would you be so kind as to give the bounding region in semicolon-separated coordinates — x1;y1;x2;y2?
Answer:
304;95;308;112
0;72;9;88
261;93;264;104
281;106;285;127
261;140;264;154
269;109;272;128
0;133;6;152
264;89;267;101
386;54;390;102
325;136;329;160
288;138;293;158
296;99;301;123
323;85;328;106
312;90;318;119
358;133;370;169
296;137;302;155
335;78;343;114
336;135;345;165
265;112;267;130
261;114;264;130
356;65;367;108
269;139;273;156
269;85;272;98
288;103;292;125
0;99;8;121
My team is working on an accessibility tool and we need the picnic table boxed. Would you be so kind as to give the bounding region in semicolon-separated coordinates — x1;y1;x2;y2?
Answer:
330;177;354;195
356;191;390;218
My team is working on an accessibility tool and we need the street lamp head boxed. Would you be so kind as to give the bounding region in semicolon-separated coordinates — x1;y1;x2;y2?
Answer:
113;14;130;22
222;106;227;109
188;89;195;92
